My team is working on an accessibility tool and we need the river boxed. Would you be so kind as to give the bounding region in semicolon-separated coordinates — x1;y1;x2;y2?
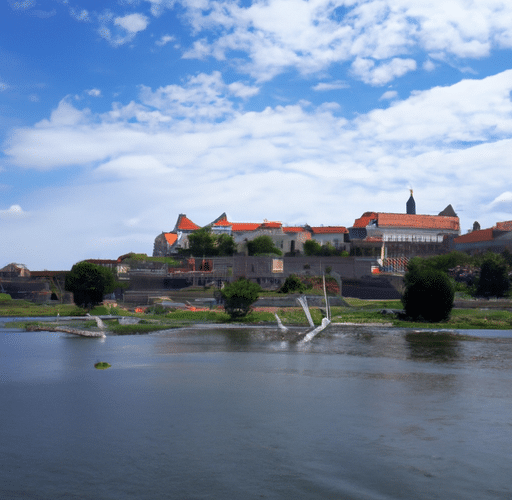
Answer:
1;323;511;499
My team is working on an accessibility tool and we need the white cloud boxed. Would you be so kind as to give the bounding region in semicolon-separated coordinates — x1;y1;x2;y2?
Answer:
175;0;512;84
380;90;398;101
98;12;150;46
489;192;512;207
86;88;102;97
114;13;149;33
1;205;27;219
351;58;417;86
70;9;90;22
155;34;175;46
312;81;349;91
4;69;512;268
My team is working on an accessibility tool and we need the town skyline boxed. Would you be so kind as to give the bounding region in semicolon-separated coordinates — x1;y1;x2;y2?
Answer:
2;1;512;270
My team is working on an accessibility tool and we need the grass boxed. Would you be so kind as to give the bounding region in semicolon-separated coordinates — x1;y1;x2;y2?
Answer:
5;297;512;332
0;301;87;317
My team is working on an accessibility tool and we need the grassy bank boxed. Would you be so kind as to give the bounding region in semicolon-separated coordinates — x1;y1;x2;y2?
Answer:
4;297;512;333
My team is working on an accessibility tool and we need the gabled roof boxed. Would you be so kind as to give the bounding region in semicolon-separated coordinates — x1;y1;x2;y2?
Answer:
377;213;460;231
164;233;178;246
494;220;512;231
283;226;306;233
174;214;200;232
309;226;348;234
352;212;378;228
231;223;261;232
454;228;494;244
260;221;282;229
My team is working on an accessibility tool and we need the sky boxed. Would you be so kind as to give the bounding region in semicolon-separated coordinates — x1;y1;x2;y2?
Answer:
1;0;512;270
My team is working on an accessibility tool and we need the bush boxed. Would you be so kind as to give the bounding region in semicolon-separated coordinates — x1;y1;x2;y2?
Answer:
65;262;116;308
221;278;261;319
476;253;510;298
278;274;305;294
402;267;454;322
0;293;12;302
247;236;282;256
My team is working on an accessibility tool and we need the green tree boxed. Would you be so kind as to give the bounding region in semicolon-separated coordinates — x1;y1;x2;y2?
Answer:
188;227;217;256
65;262;116;308
476;253;510;298
278;274;305;294
402;265;454;322
221;278;261;318
303;239;322;256
247;235;282;256
216;233;237;256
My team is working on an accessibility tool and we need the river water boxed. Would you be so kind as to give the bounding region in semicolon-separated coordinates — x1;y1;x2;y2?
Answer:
1;323;512;499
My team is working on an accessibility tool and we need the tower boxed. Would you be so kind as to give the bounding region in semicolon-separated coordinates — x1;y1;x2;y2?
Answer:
406;189;416;215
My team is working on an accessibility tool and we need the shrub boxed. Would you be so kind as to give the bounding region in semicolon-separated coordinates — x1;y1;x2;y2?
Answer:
0;293;12;302
278;274;305;294
65;262;116;308
402;267;454;322
476;253;510;298
221;278;261;319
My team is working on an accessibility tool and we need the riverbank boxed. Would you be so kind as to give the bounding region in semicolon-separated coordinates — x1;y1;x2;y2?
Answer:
3;297;512;333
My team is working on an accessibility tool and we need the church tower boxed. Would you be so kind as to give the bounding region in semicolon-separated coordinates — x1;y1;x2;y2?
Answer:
406;189;416;214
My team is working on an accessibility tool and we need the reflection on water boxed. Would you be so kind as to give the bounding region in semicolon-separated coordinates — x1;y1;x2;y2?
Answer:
405;331;461;361
1;324;512;500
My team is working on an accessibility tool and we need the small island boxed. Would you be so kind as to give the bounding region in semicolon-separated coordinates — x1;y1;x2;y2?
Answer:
94;362;111;370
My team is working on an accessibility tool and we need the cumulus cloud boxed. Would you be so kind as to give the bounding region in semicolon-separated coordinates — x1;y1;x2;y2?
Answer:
351;58;417;86
174;0;512;84
1;205;27;219
380;90;398;101
4;69;512;267
489;192;512;207
86;88;102;97
155;34;175;46
114;13;149;33
99;12;150;46
70;8;90;22
312;81;349;91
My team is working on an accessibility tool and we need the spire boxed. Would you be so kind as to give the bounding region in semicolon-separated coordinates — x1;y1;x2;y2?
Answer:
406;189;416;214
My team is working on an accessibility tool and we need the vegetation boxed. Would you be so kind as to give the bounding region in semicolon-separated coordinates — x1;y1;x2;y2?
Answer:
475;253;510;298
278;274;306;294
94;362;111;370
247;235;282;256
186;227;237;257
65;262;117;308
121;253;181;267
220;278;261;318
402;264;455;322
0;293;12;302
304;240;348;257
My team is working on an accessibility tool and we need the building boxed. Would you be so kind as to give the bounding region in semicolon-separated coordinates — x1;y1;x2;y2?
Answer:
307;226;350;252
153;213;315;256
454;221;512;255
348;193;460;271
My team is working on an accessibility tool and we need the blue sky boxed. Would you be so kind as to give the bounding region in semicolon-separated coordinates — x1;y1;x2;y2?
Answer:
2;0;512;270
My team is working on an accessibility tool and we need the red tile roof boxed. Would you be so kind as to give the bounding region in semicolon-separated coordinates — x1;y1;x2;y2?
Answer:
231;223;261;232
176;215;200;231
310;226;348;234
353;212;459;231
494;220;512;231
283;227;306;233
454;228;495;244
213;220;232;227
260;221;282;229
164;233;178;245
377;213;460;231
352;212;378;228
